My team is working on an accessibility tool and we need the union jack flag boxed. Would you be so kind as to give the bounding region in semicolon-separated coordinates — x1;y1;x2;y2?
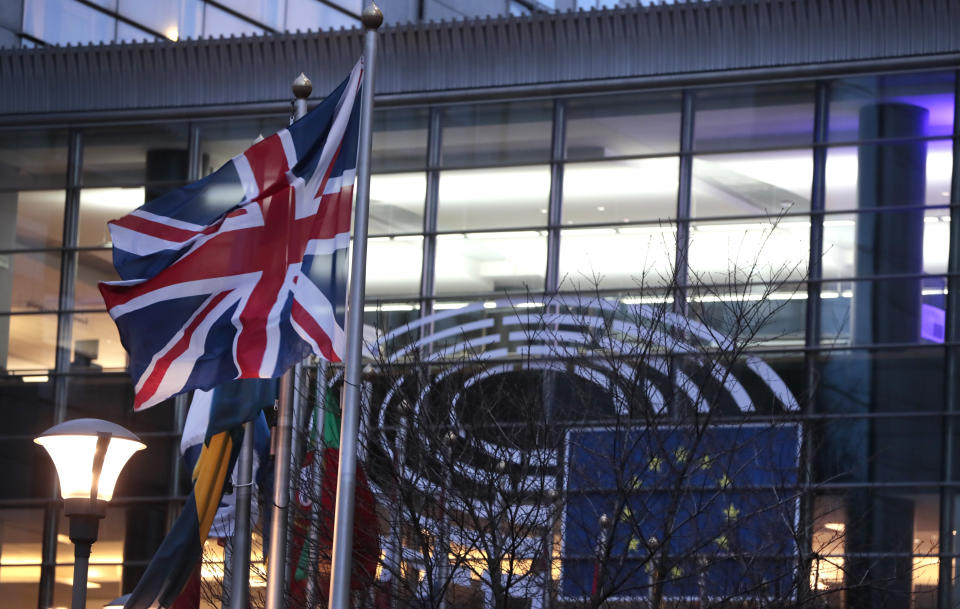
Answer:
99;62;362;411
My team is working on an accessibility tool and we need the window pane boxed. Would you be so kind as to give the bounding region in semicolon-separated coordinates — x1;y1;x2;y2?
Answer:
366;236;422;298
363;302;421;339
829;71;955;142
116;20;158;43
694;83;815;151
79;187;145;247
434;232;546;296
558;226;676;291
440;101;553;167
565;92;681;159
226;0;284;30
437;166;550;231
198;116;288;176
71;313;126;372
22;0;115;46
822;211;949;279
0;438;55;499
809;491;940;604
691;150;812;217
562;158;679;224
0;130;69;190
203;4;264;38
117;0;186;40
369;173;425;235
286;0;359;31
0;508;46;601
687;218;809;286
0;251;61;313
75;249;117;310
372;108;429;172
66;374;173;434
0;190;65;250
0;313;57;373
820;277;947;346
0;376;55;434
825;140;953;211
687;284;806;347
83;124;190;188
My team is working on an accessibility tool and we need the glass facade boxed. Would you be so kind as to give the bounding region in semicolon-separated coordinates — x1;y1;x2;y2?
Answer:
0;63;958;608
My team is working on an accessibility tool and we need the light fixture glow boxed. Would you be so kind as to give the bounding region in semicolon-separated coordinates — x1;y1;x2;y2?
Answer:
35;419;145;503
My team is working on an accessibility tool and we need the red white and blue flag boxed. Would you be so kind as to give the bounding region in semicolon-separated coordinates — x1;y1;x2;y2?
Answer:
100;62;362;411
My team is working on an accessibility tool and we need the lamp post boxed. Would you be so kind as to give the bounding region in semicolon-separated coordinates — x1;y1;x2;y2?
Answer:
35;418;145;609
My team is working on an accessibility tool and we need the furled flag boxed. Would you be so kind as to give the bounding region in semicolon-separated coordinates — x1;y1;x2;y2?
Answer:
289;389;380;605
180;387;270;538
123;378;277;609
99;61;362;411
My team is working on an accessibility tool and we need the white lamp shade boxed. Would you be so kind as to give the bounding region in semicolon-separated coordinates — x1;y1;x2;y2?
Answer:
35;419;145;502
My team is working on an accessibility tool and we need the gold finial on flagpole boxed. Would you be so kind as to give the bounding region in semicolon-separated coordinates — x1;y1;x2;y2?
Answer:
361;1;383;29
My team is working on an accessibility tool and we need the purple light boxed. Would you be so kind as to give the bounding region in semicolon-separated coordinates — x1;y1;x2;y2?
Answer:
921;304;945;343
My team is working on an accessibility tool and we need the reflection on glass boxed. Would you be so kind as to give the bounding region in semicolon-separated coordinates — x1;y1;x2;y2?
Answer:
434;232;546;296
286;0;360;32
83;124;189;187
688;219;809;286
372;107;429;172
369;173;425;235
0;190;65;250
79;187;146;247
565;92;681;159
691;150;812;217
437;166;550;231
0;252;61;313
822;212;949;278
0;510;45;593
820;277;947;346
825;140;953;211
366;236;423;298
75;249;118;310
829;71;955;142
562;158;679;224
559;226;676;290
694;83;815;151
0;313;57;373
0;130;68;190
199;116;288;175
441;101;553;167
22;0;115;46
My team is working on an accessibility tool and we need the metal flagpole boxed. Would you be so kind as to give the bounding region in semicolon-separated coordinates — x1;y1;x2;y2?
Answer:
265;73;312;609
231;420;255;608
329;3;382;609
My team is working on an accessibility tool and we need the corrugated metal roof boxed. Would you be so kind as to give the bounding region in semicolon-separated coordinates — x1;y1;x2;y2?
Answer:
1;0;958;118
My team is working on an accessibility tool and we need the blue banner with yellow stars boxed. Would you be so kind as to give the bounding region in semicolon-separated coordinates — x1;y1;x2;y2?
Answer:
561;424;800;602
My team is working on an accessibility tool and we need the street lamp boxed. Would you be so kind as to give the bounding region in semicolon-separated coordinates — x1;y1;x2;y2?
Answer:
35;419;145;609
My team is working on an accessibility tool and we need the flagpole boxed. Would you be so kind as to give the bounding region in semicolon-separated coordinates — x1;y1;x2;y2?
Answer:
329;3;382;609
230;420;254;608
265;73;313;609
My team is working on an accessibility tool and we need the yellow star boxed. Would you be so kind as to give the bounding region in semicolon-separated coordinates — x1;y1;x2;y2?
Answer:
723;503;740;521
717;474;732;489
670;566;684;578
649;457;663;472
674;447;689;464
699;455;713;470
628;537;641;552
628;475;643;490
714;535;729;550
620;506;633;521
